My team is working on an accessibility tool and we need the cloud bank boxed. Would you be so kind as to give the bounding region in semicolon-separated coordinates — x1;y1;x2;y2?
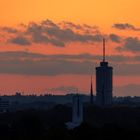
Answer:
1;19;102;47
116;37;140;52
113;23;140;31
1;20;140;55
0;51;139;76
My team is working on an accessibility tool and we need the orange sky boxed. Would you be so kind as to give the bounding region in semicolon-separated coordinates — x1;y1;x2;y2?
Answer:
0;0;140;96
0;0;140;27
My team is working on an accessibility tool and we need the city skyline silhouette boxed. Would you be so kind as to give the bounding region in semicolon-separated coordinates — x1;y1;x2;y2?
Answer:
0;1;140;139
0;0;139;97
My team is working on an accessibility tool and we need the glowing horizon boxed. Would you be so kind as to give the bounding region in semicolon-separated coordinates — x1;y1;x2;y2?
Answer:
0;0;140;96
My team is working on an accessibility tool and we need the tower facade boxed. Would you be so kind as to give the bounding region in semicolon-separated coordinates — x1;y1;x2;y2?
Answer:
96;39;113;106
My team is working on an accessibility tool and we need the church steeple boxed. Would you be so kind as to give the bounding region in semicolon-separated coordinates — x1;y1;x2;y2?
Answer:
90;76;93;104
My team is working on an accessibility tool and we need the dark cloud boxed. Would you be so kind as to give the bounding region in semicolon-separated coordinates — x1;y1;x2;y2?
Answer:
59;21;82;30
1;27;18;33
0;19;102;47
0;58;93;75
132;55;140;61
0;51;130;62
60;21;100;34
113;63;140;76
26;20;102;46
41;19;58;27
124;37;140;52
26;23;65;47
49;38;65;47
116;37;140;52
47;54;132;63
45;26;102;43
0;51;139;76
109;34;121;43
112;23;140;31
115;47;123;52
9;36;31;46
0;51;46;59
2;20;140;49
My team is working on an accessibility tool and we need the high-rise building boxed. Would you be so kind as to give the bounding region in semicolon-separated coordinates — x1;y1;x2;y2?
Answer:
96;39;113;106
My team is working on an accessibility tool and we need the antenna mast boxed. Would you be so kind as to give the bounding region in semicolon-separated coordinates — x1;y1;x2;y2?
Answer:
103;38;105;62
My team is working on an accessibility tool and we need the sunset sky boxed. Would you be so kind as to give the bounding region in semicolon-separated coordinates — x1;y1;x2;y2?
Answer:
0;0;140;96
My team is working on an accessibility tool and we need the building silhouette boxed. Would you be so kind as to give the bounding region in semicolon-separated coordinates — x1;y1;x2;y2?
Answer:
0;98;10;113
66;94;83;129
72;94;83;123
96;39;113;106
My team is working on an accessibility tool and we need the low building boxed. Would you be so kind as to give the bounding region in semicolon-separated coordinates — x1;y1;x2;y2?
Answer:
0;98;10;113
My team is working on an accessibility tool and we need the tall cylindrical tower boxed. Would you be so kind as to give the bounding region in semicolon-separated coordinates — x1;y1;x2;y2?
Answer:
96;39;113;106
